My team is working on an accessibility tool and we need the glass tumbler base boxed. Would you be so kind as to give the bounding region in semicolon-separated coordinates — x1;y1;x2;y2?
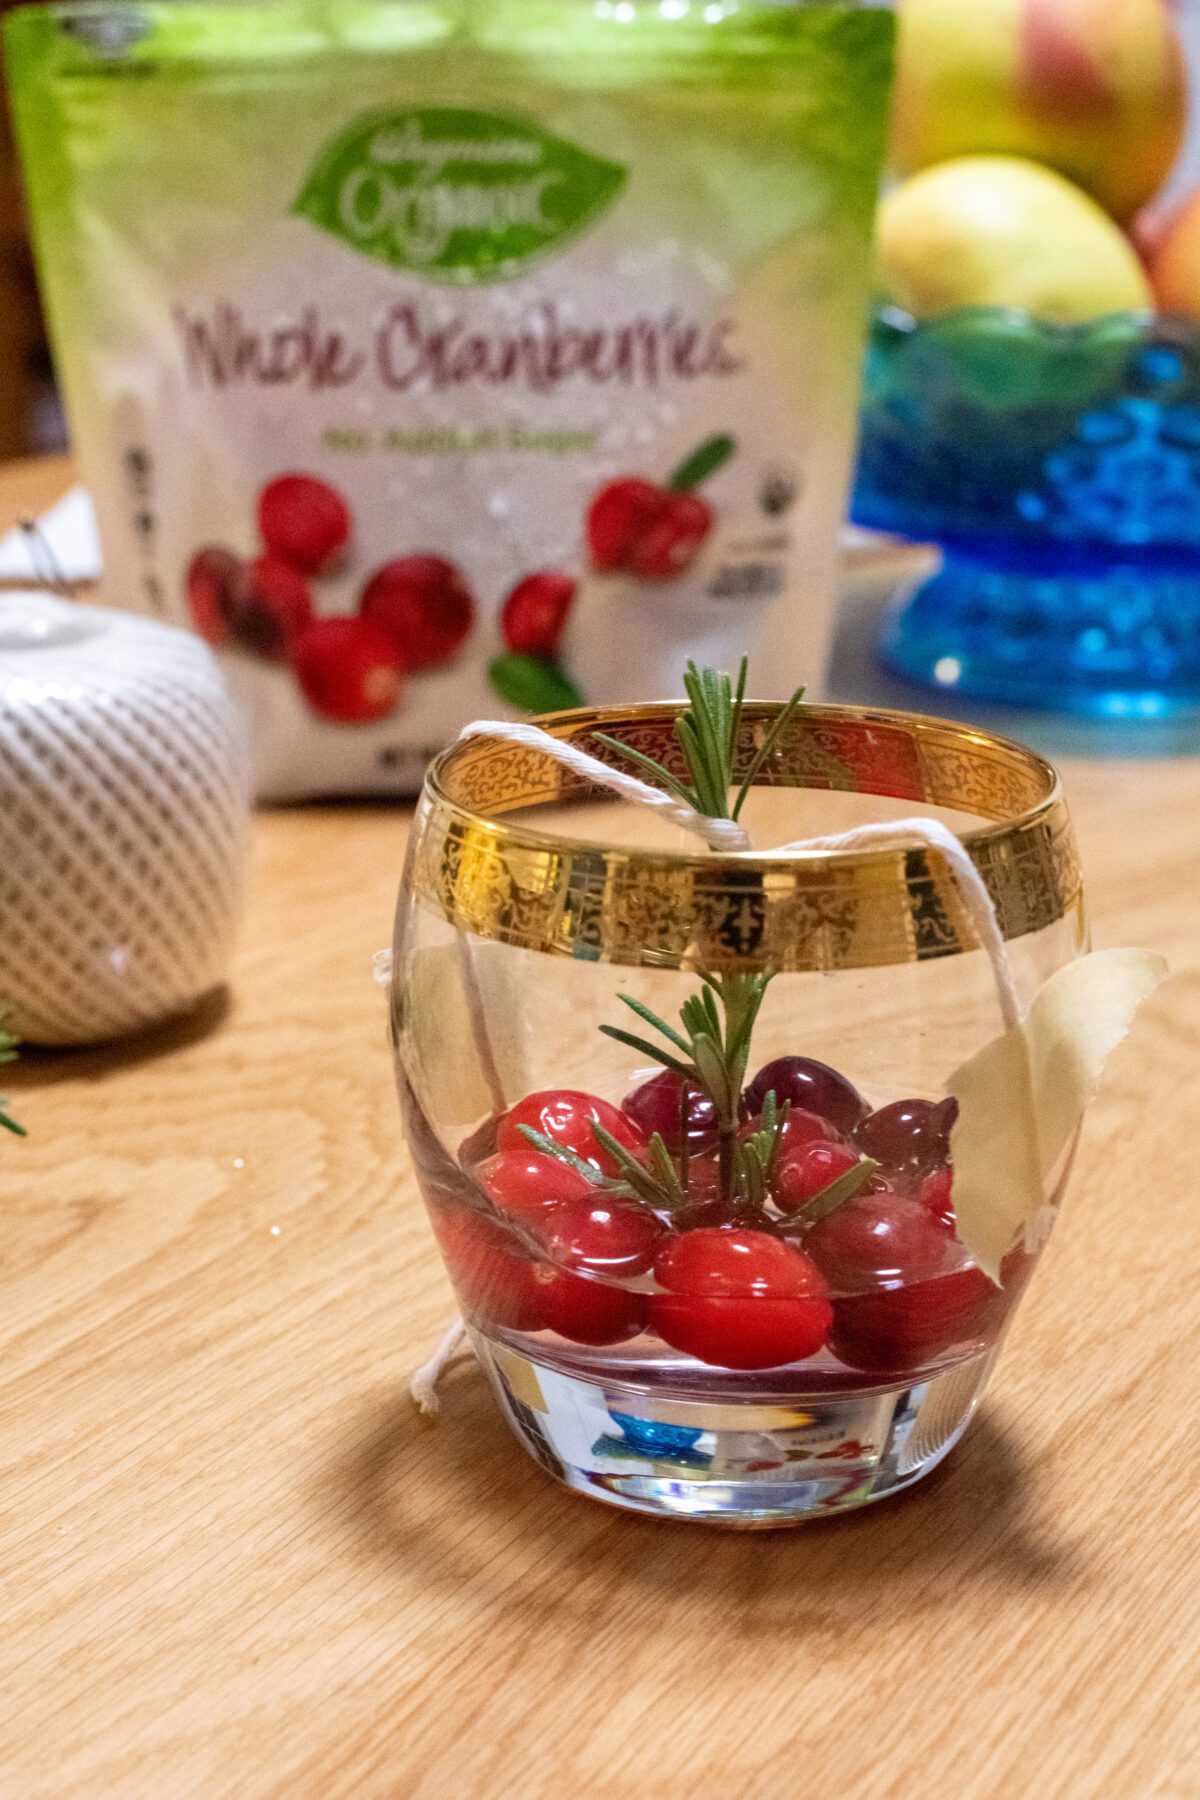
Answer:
473;1334;996;1527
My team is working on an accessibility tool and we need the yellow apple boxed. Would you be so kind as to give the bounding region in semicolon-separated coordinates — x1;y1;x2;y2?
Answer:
1149;191;1200;323
876;156;1154;322
889;0;1187;223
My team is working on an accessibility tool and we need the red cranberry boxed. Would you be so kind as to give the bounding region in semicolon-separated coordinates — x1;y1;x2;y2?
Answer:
432;1209;544;1332
184;545;246;645
622;1071;717;1154
496;1089;646;1177
855;1098;959;1171
500;571;576;659
530;1198;661;1344
360;555;474;671
586;478;664;572
625;491;712;580
291;617;404;723
229;555;314;660
740;1107;832;1156
804;1191;949;1292
476;1150;592;1222
650;1228;832;1370
919;1165;956;1231
773;1141;864;1213
744;1057;868;1134
257;473;351;573
538;1196;664;1279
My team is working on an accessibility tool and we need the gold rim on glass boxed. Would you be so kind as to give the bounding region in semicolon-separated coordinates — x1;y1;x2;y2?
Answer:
408;702;1083;973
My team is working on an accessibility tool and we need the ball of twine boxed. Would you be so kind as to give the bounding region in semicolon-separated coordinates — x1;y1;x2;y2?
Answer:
0;593;250;1045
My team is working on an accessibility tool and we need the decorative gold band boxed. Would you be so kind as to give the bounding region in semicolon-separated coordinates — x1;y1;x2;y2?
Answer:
410;703;1083;973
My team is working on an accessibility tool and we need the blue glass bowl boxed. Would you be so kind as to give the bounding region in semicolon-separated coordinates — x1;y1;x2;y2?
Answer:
851;306;1200;716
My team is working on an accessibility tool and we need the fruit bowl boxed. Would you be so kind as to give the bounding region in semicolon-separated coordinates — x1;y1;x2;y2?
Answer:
851;305;1200;714
390;700;1085;1525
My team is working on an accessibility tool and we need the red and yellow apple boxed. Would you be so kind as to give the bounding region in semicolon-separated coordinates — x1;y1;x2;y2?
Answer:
889;0;1187;224
876;156;1154;322
1148;191;1200;322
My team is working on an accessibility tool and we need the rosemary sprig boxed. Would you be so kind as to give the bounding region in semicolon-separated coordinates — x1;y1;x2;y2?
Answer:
797;1155;880;1221
517;1121;685;1211
0;1019;26;1139
600;970;773;1196
592;659;806;826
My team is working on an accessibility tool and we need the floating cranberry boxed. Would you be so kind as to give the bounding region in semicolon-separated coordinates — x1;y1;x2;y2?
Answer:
184;545;245;645
804;1189;995;1372
587;478;664;572
539;1196;664;1280
744;1057;868;1134
360;555;474;671
496;1089;646;1177
232;555;314;660
538;1269;647;1345
855;1097;959;1171
741;1106;831;1157
432;1209;544;1332
622;1071;717;1154
650;1228;832;1370
625;491;712;580
773;1140;864;1213
476;1150;592;1223
501;571;577;659
257;473;351;574
291;617;404;723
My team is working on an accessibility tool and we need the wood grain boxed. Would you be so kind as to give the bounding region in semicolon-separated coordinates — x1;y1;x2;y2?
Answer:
2;474;1199;1799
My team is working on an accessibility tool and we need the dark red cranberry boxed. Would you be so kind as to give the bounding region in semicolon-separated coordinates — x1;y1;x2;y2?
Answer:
586;478;664;572
855;1097;959;1171
360;555;474;670
257;473;351;573
625;491;712;580
744;1057;868;1134
622;1071;717;1154
501;571;577;658
291;617;404;723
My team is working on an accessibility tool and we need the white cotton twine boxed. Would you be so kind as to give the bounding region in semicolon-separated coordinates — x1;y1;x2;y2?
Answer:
407;716;1022;1414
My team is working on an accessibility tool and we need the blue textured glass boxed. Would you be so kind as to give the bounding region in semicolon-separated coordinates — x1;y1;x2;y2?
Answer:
852;307;1200;713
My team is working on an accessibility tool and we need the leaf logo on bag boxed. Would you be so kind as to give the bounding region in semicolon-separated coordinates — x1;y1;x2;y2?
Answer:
293;106;627;283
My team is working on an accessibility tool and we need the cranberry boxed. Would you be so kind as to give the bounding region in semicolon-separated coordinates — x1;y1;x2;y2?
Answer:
184;545;245;645
360;555;474;671
650;1228;832;1370
744;1057;868;1134
625;491;712;580
773;1141;864;1213
228;555;314;660
919;1165;956;1231
257;473;351;574
432;1209;544;1332
741;1106;831;1156
476;1150;592;1222
529;1197;661;1344
539;1196;664;1279
291;617;404;723
496;1089;646;1177
804;1190;994;1372
587;478;664;572
622;1071;717;1154
500;571;576;659
855;1098;958;1171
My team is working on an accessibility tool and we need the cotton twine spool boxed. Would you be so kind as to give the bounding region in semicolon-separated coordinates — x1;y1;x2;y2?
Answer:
0;592;249;1045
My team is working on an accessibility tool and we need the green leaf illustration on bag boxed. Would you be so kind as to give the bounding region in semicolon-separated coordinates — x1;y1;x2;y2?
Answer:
293;106;627;284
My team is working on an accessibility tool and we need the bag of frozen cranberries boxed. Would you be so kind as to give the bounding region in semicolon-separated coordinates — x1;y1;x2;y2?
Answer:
6;0;893;798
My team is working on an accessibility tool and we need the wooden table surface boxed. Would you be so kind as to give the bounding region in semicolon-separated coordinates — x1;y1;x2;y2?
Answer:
3;458;1198;1799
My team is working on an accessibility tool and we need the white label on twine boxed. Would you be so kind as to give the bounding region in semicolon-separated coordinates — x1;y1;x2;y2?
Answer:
946;948;1167;1283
